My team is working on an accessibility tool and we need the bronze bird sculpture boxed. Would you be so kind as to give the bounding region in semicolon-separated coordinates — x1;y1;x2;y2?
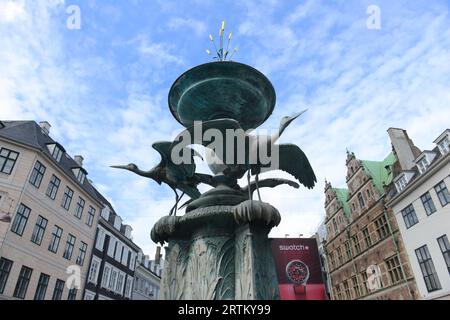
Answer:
171;110;316;201
111;141;213;216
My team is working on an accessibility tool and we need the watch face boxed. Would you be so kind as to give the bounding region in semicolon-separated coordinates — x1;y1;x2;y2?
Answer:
285;260;310;285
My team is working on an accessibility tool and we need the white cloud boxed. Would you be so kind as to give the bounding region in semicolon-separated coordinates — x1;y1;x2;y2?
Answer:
167;17;206;37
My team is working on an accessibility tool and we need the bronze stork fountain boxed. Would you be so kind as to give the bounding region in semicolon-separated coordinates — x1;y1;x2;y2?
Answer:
112;22;316;300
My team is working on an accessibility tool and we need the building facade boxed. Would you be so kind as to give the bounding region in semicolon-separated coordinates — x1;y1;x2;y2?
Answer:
313;222;332;299
323;149;417;300
83;191;140;300
132;248;162;300
386;128;450;300
0;121;102;300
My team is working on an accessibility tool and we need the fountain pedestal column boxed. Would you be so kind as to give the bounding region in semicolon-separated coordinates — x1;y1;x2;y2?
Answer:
152;200;280;300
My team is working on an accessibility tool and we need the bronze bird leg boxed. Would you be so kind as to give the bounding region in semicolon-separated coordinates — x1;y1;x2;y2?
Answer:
247;169;252;200
255;173;262;202
169;188;179;216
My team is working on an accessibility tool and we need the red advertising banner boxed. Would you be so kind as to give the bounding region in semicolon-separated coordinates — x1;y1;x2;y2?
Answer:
270;238;328;300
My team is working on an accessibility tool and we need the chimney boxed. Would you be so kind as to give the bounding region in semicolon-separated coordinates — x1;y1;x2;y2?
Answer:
39;121;51;135
387;128;421;171
155;246;162;265
74;155;84;166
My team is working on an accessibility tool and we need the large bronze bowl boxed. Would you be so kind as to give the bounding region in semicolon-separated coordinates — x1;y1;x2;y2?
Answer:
168;61;276;130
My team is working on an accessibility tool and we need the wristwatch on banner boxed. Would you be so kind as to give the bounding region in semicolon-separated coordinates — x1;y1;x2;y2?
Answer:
285;260;310;295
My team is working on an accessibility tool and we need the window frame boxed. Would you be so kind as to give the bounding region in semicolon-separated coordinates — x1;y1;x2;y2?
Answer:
46;174;61;200
30;215;48;245
52;279;65;300
401;204;419;229
13;265;33;299
11;203;31;236
29;160;46;188
63;234;76;260
48;225;63;253
33;273;50;300
74;196;85;219
61;186;74;211
434;181;450;207
0;257;13;294
385;255;404;285
0;147;19;175
415;245;442;293
76;241;87;266
437;235;450;273
421;192;437;216
86;206;95;227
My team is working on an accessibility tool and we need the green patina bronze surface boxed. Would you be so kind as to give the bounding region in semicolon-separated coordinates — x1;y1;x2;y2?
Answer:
168;61;276;130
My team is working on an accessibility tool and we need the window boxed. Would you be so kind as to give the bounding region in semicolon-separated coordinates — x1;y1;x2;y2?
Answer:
332;218;337;232
437;235;450;273
48;144;64;162
358;192;365;209
101;265;111;288
401;204;419;229
72;168;86;184
352;234;361;255
361;271;369;295
336;247;343;265
86;206;95;227
48;225;63;253
61;186;74;210
0;148;19;174
63;234;76;260
116;273;124;293
84;292;95;300
11;203;31;236
366;189;371;199
74;197;85;219
385;256;404;284
351;275;361;298
421;192;437;216
395;176;407;193
375;214;389;240
88;259;100;284
34;273;50;300
438;136;450;155
29;161;46;188
109;270;117;290
345;241;352;261
46;175;60;200
362;227;372;248
343;280;351;299
68;288;77;300
76;241;87;266
329;251;336;270
415;245;441;292
0;257;13;294
125;277;132;298
434;181;450;207
13;266;33;299
31;215;48;245
52;279;65;300
417;157;429;174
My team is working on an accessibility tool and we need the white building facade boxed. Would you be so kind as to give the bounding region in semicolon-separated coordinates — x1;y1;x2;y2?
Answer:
387;128;450;300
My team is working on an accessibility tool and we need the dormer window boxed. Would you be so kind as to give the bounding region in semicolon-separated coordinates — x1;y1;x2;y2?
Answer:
72;167;87;184
417;157;429;174
438;136;449;155
395;175;407;193
47;143;65;162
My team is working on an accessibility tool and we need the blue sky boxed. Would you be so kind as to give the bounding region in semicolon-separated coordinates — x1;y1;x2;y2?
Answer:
1;0;450;257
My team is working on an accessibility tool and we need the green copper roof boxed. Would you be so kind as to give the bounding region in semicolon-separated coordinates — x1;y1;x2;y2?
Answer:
361;152;396;195
332;188;350;216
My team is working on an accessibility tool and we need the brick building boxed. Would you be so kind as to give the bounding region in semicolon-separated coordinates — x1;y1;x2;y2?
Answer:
323;149;417;300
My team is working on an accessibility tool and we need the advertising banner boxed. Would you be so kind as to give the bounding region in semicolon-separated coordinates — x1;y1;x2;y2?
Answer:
270;238;327;300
